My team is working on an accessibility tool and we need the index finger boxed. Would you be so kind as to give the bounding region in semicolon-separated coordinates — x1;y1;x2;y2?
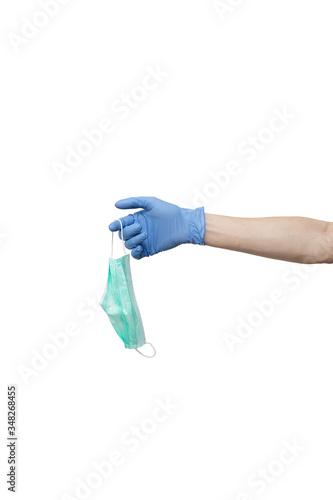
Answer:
108;214;135;231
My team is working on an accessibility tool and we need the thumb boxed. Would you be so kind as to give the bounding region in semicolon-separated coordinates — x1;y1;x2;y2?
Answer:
115;197;153;210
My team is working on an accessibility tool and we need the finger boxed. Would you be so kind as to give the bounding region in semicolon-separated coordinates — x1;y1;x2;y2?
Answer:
115;197;152;210
125;232;148;250
131;245;143;260
108;214;135;231
122;222;142;241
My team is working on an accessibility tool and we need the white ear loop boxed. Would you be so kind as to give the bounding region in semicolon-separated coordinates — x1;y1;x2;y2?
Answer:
135;342;156;358
111;219;126;259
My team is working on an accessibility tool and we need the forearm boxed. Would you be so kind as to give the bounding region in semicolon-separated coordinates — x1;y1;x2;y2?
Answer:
204;214;333;264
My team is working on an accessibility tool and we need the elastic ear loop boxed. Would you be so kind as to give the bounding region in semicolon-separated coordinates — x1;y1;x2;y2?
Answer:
112;219;156;358
136;342;156;358
111;219;126;259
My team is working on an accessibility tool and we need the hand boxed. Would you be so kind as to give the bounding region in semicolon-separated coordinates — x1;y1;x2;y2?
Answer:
109;197;206;259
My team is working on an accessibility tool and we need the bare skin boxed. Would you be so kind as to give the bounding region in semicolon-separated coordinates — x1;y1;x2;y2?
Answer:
204;214;333;264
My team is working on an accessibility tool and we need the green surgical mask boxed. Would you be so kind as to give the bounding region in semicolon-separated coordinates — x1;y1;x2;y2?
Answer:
100;220;156;358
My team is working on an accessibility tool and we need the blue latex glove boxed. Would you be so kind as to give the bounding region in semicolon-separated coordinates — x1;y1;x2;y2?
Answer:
109;197;206;260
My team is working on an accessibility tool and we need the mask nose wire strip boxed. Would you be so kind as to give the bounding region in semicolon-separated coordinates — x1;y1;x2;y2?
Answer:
111;219;126;259
135;342;156;358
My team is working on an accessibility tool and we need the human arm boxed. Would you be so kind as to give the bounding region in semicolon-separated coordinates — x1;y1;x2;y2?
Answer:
204;214;333;264
109;197;333;264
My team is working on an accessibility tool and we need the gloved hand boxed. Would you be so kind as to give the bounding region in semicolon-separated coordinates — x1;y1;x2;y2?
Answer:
109;197;206;260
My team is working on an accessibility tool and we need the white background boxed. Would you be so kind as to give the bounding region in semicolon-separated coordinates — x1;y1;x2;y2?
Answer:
1;1;333;499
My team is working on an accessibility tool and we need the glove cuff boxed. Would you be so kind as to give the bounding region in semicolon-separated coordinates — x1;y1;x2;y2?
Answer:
182;207;206;246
